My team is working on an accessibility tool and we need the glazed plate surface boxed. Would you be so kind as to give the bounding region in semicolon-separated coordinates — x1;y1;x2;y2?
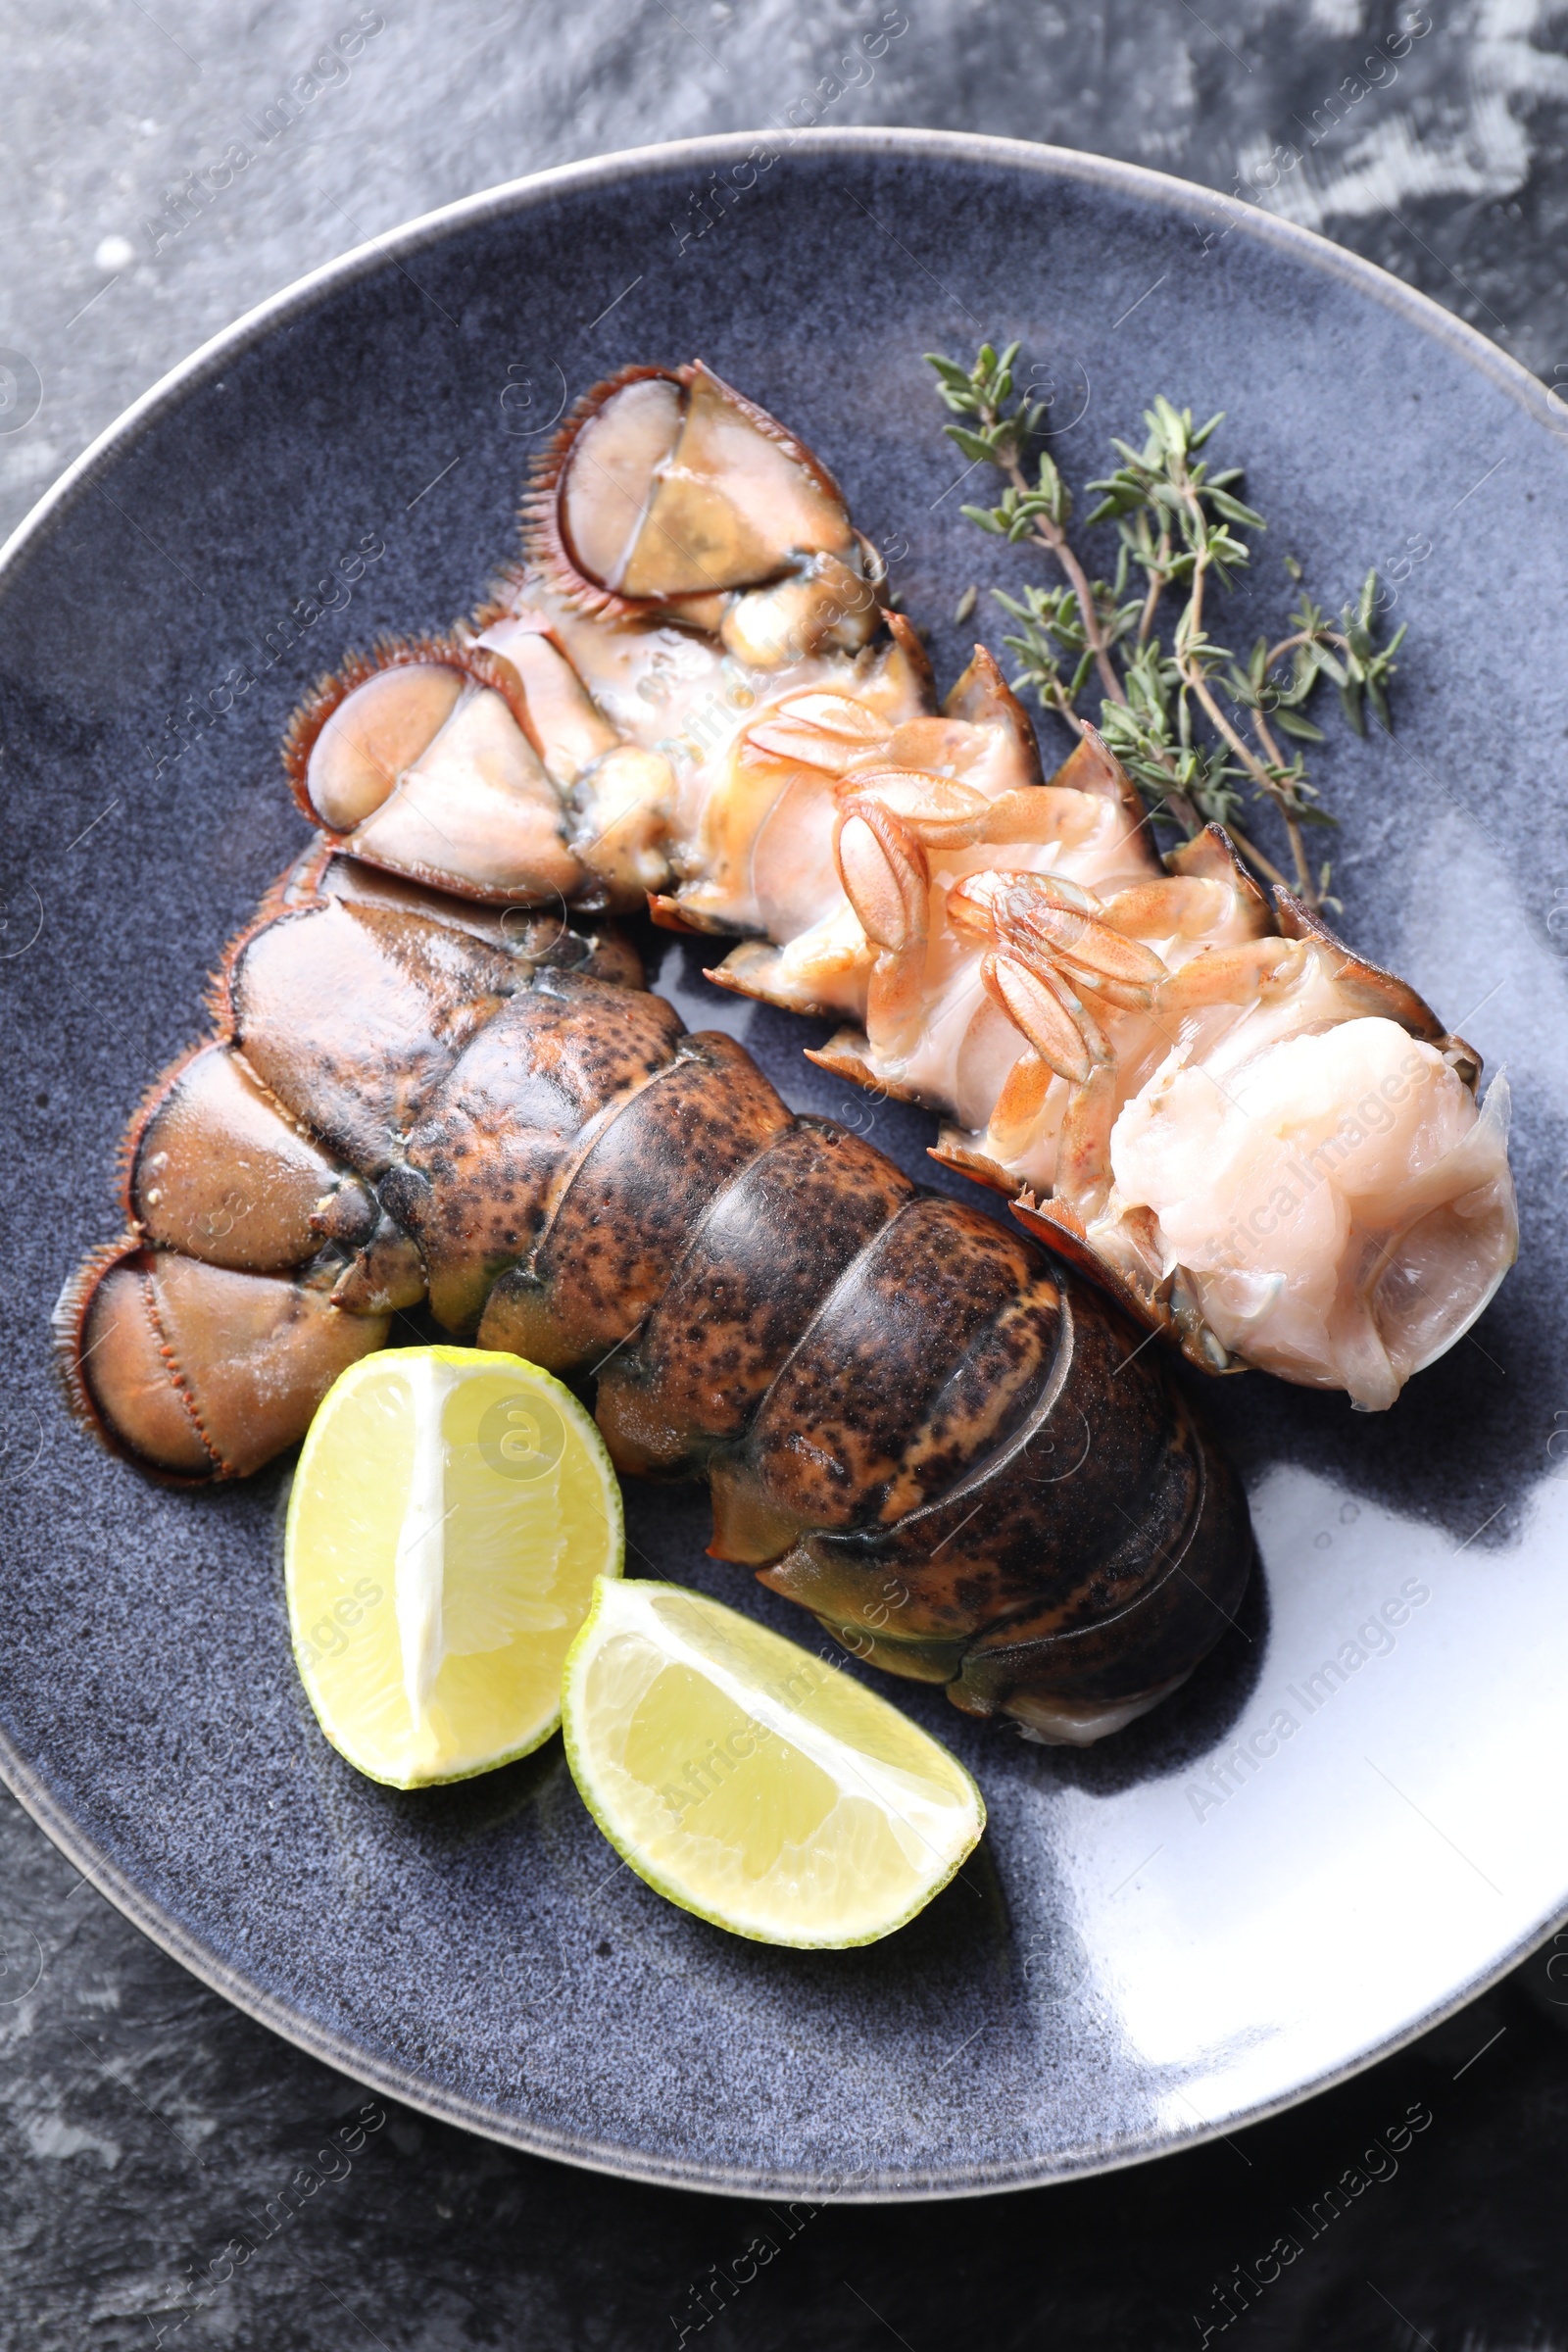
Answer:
2;131;1565;2197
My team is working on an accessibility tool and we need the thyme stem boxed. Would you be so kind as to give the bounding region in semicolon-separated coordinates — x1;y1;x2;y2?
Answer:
1176;491;1316;901
1248;705;1313;902
1136;530;1170;650
990;422;1126;707
982;406;1212;838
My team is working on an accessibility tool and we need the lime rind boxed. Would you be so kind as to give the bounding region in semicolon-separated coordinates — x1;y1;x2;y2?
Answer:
295;1672;563;1792
560;1578;986;1948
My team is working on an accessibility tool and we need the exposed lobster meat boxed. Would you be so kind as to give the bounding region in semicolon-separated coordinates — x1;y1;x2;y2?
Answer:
274;358;1516;1408
717;699;1517;1413
58;843;1251;1746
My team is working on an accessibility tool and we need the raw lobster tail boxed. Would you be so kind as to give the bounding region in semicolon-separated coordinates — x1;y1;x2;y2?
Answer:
242;357;1516;1404
713;693;1519;1410
59;844;1251;1742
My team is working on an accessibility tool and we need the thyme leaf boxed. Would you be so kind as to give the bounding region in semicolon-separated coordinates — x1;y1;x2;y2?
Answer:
925;342;1409;906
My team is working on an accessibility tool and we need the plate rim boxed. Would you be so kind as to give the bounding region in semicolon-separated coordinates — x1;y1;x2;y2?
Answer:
2;125;1564;2202
4;1700;1563;2203
4;124;1565;585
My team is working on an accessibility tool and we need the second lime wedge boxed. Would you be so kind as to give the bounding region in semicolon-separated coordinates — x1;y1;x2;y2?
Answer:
561;1578;984;1946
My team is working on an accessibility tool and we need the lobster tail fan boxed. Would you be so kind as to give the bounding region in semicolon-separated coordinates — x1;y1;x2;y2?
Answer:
520;364;687;618
281;634;538;831
519;358;858;625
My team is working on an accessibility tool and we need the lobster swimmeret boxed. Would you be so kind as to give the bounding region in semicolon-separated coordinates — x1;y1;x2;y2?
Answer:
59;843;1250;1745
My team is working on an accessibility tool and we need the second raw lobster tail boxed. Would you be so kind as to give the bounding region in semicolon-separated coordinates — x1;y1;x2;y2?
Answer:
273;355;1516;1407
58;843;1252;1746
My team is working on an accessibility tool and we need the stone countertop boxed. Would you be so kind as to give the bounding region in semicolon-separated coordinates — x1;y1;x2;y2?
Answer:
4;3;1568;2344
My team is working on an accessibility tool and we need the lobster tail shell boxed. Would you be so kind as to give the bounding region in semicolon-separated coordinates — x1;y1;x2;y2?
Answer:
59;851;646;1480
62;858;1252;1738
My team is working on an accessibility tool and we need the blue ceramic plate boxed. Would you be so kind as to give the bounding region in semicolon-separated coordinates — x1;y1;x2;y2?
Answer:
2;130;1565;2199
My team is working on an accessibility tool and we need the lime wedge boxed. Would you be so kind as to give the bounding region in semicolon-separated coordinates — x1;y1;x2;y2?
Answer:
286;1347;622;1788
561;1579;984;1946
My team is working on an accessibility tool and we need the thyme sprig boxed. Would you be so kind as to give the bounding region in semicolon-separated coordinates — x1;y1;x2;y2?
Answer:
927;341;1406;906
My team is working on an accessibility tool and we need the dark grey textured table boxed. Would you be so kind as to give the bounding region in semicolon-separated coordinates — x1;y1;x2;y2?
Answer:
4;5;1568;2345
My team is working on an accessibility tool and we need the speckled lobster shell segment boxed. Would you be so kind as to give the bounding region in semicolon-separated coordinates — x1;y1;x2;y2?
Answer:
53;848;642;1481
